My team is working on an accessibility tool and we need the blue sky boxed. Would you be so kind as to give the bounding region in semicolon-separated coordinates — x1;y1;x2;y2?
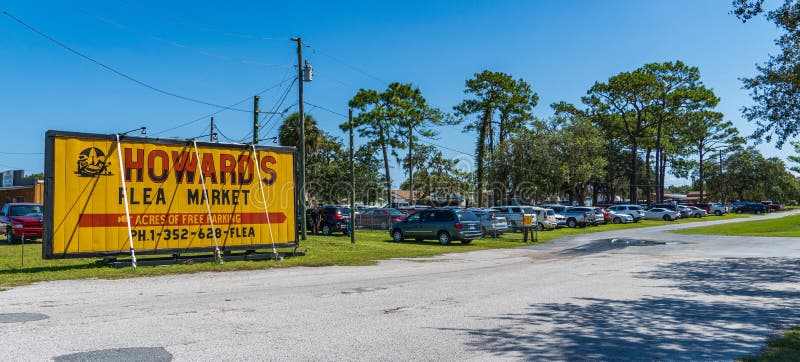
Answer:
0;0;785;186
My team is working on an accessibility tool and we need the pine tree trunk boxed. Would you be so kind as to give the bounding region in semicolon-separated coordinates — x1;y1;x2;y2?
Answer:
698;144;704;203
379;124;392;207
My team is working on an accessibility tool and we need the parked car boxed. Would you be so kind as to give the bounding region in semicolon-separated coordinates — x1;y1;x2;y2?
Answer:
696;202;728;216
686;206;707;218
606;204;645;222
676;205;692;218
390;208;482;245
541;205;568;227
491;206;536;231
307;206;351;235
0;202;43;243
761;201;782;212
562;207;595;228
468;209;509;237
644;208;679;221
531;207;558;230
652;204;682;218
607;210;634;224
396;205;430;216
593;207;608;225
733;202;769;214
356;208;407;230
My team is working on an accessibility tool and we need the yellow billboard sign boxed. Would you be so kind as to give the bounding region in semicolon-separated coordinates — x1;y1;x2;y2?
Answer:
43;131;297;258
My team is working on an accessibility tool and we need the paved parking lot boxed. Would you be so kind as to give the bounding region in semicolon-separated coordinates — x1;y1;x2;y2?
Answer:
2;211;799;361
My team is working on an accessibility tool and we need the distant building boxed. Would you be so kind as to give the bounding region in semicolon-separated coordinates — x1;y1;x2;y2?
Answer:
0;170;43;207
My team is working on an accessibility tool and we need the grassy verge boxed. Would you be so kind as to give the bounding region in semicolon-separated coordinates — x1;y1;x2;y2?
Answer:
0;213;745;288
740;325;800;361
673;212;800;237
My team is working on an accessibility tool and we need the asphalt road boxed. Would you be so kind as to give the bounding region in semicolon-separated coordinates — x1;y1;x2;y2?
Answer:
2;211;800;361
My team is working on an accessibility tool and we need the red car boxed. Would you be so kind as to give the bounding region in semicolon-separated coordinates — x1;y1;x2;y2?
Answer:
761;201;782;212
356;208;407;230
0;202;43;243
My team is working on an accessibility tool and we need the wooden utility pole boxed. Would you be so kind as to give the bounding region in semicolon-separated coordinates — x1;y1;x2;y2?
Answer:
408;126;414;206
253;96;260;145
291;37;307;240
210;116;216;142
349;108;355;244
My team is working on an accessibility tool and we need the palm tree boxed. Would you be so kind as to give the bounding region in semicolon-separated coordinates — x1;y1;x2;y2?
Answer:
279;112;324;155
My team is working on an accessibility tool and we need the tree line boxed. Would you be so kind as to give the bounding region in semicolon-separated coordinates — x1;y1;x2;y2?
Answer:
280;61;800;206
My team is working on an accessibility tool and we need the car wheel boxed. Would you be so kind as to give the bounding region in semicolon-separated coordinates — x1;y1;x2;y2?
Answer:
736;209;743;214
715;210;722;216
536;223;543;231
662;215;670;221
613;217;621;224
391;229;404;242
461;239;472;245
322;225;332;236
509;221;517;232
694;213;701;218
438;231;451;245
566;218;577;228
756;210;762;215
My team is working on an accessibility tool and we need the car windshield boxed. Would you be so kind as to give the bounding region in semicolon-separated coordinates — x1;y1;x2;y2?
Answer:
546;210;555;216
521;207;534;214
630;206;643;210
457;211;479;221
10;205;43;217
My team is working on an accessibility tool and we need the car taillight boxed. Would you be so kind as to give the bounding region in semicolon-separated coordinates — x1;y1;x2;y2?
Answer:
454;222;462;230
488;216;496;220
333;214;343;220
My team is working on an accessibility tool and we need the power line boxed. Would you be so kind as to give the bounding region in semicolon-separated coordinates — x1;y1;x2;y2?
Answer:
2;10;250;113
63;5;292;69
214;124;239;143
150;77;294;136
251;78;297;141
262;102;298;138
303;101;348;119
304;42;390;86
117;0;285;41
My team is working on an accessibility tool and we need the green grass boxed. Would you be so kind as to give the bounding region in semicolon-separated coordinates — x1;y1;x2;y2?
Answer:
0;213;745;288
740;325;800;361
673;212;800;237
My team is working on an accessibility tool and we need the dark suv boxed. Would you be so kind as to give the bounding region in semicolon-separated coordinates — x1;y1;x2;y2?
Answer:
389;208;481;245
733;202;768;214
307;206;351;235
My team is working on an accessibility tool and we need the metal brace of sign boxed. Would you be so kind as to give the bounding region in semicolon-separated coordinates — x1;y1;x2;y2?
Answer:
192;140;223;264
252;144;279;258
115;134;138;269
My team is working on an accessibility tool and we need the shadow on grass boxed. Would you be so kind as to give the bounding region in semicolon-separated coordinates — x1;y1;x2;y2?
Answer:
0;240;43;247
383;239;492;247
444;258;800;360
0;262;101;274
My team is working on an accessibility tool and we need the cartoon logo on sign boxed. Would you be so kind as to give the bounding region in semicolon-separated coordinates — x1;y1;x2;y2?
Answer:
76;147;112;177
